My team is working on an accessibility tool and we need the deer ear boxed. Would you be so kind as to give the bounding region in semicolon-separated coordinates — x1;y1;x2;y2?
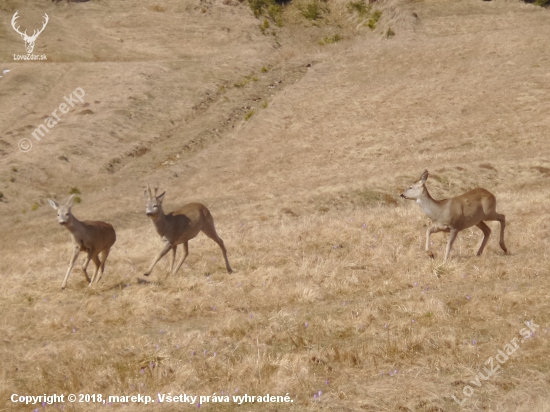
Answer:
420;170;429;183
48;199;59;210
66;194;75;208
157;192;166;203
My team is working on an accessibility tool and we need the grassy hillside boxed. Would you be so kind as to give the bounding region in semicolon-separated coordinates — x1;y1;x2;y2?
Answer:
1;0;550;410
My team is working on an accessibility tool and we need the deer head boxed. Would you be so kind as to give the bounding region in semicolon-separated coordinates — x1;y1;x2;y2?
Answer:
11;11;49;54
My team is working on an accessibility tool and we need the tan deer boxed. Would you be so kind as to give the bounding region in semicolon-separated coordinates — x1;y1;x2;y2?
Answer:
400;170;507;262
48;195;116;289
143;183;232;277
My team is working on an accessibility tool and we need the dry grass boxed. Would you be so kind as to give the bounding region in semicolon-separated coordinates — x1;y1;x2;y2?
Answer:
2;0;550;410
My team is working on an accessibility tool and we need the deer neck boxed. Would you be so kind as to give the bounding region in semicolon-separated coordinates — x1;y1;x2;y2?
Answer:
150;209;169;236
416;187;444;222
65;212;85;235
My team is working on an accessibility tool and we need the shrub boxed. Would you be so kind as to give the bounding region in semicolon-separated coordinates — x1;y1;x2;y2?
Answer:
244;110;255;120
249;0;272;17
303;1;321;20
268;4;284;26
385;27;395;38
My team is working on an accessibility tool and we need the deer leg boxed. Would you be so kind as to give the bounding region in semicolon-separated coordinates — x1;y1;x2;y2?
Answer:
96;248;111;283
89;253;101;286
475;221;491;256
169;246;177;272
444;229;459;262
62;246;81;289
425;225;450;259
172;241;189;275
144;241;172;277
202;226;233;273
496;213;508;254
81;252;92;283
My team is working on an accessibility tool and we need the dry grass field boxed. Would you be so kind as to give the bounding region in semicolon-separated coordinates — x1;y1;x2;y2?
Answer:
1;0;550;410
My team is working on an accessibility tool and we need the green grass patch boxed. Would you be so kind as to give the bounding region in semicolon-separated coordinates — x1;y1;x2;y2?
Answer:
367;10;382;30
303;1;322;20
319;34;342;45
347;0;370;18
245;110;255;121
68;187;81;195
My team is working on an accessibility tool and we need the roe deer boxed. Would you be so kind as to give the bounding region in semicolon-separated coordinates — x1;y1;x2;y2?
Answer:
48;195;116;289
400;170;507;262
143;183;233;277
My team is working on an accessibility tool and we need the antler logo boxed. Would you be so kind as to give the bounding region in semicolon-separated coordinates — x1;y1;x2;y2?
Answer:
11;11;49;54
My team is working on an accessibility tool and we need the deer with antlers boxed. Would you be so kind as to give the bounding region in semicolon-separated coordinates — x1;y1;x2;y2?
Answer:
11;11;49;54
401;170;508;262
48;195;117;289
143;183;233;277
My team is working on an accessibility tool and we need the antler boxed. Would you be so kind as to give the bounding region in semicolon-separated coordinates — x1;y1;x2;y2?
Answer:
11;11;27;38
146;183;153;198
11;11;48;40
30;13;49;40
153;182;160;197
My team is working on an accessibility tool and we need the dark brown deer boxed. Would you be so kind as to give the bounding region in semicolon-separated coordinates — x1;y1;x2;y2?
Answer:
143;184;232;277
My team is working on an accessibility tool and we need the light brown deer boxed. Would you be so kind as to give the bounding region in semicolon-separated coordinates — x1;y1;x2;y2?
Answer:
400;170;507;262
143;183;232;277
48;195;116;289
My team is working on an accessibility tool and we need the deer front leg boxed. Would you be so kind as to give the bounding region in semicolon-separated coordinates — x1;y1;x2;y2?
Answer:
62;245;80;289
425;225;450;259
444;228;459;262
144;241;172;277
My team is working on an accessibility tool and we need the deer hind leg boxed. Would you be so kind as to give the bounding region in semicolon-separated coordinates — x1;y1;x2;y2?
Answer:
172;241;189;276
169;246;177;272
89;253;101;286
144;241;172;277
425;225;450;259
444;228;459;262
486;212;508;254
475;221;492;256
81;252;92;283
96;248;111;283
496;213;508;254
202;224;233;273
62;245;81;289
